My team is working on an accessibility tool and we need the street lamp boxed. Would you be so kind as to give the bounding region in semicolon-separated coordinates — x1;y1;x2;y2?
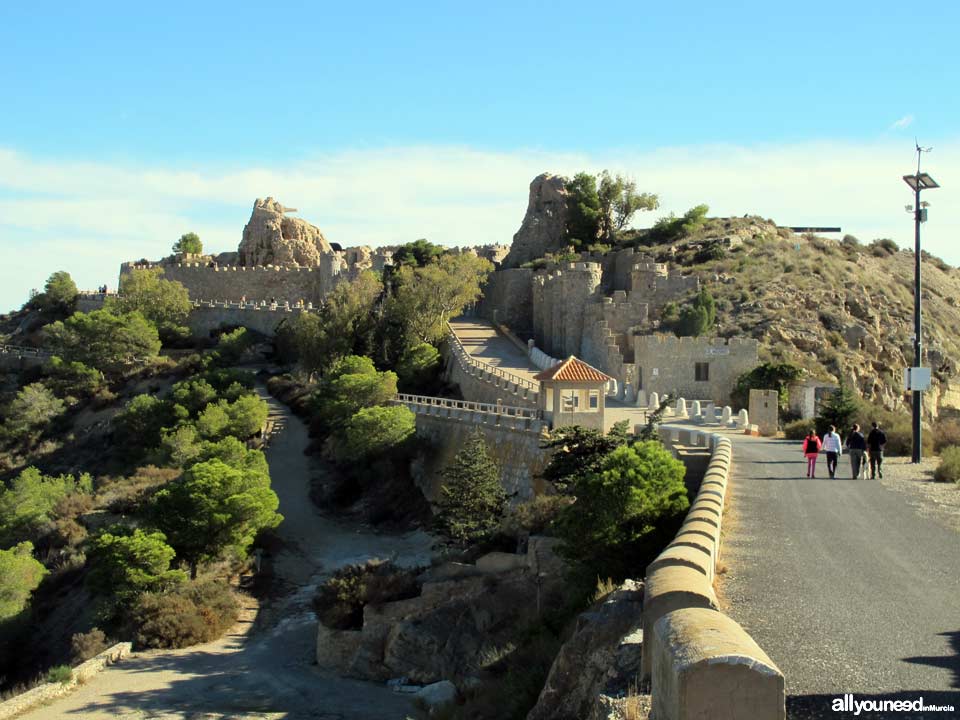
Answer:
902;150;940;464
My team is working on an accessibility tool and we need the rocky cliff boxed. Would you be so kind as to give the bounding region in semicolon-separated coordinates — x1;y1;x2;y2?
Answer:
237;197;332;267
502;173;570;268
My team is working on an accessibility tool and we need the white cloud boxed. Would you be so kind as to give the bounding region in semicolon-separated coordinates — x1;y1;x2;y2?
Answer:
1;140;957;313
890;115;914;130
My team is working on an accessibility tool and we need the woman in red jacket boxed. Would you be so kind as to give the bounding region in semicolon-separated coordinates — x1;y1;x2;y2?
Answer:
803;430;822;478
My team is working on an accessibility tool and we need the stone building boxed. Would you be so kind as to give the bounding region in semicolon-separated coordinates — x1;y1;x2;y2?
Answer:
632;335;759;405
534;356;612;431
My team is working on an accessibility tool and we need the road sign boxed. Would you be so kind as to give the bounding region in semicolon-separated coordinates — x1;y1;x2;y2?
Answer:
903;367;932;391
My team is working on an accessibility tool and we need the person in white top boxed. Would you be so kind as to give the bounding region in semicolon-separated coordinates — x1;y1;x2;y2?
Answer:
822;425;843;479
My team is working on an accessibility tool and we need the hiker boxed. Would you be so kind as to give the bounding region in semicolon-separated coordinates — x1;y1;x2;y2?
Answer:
867;422;887;479
845;424;868;479
803;429;822;478
822;425;843;478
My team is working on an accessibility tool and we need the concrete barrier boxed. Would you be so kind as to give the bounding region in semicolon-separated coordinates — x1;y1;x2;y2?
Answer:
641;566;718;677
650;608;785;720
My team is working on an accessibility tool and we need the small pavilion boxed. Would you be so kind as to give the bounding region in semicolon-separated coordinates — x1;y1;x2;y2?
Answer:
534;356;612;431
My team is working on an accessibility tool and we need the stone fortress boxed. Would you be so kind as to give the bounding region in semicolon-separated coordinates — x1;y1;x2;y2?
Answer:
116;183;756;407
121;197;508;307
479;175;758;406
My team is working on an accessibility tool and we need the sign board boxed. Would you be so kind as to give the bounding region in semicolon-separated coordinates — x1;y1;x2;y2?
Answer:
706;347;730;356
903;367;932;391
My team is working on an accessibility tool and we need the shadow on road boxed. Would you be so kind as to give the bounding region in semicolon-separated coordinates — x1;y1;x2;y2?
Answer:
787;689;960;719
903;630;960;689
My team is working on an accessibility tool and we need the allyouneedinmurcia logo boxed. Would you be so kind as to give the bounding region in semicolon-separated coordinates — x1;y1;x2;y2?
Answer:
832;694;955;715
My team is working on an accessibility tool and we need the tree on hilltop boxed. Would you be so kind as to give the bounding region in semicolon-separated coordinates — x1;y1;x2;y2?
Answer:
391;239;445;267
33;271;79;315
173;232;203;256
565;172;602;247
597;171;659;241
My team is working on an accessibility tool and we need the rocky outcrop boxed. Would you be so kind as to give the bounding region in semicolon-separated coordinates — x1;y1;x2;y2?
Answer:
315;537;565;688
502;174;570;268
528;580;645;720
237;197;332;267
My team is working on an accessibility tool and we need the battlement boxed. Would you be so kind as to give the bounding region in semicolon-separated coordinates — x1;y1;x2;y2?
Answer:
634;334;759;349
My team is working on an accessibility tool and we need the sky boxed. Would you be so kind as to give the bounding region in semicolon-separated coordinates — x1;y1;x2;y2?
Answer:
1;1;958;312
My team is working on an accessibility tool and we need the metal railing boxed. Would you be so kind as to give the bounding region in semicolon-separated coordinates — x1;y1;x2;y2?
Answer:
0;345;54;358
446;324;539;392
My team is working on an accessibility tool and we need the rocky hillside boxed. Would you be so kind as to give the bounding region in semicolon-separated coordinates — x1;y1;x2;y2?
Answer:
627;217;960;418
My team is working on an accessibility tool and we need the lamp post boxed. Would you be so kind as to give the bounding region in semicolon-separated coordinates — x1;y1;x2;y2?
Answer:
902;156;939;464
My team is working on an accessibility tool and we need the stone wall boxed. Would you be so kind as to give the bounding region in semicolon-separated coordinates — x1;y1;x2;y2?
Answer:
533;262;603;358
120;262;341;305
411;411;548;503
476;268;535;334
0;346;51;372
0;642;132;720
187;303;314;338
633;335;759;405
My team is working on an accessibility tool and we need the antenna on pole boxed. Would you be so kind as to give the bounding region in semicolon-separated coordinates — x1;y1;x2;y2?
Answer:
915;139;933;174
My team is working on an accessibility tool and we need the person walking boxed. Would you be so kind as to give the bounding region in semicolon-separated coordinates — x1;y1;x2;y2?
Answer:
803;429;822;478
867;422;887;479
822;425;843;478
846;424;867;479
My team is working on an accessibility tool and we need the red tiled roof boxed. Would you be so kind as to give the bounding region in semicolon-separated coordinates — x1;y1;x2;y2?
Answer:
533;356;612;383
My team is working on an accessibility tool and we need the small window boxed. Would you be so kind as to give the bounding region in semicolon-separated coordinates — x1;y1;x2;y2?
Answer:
562;391;579;411
695;362;710;382
589;391;599;410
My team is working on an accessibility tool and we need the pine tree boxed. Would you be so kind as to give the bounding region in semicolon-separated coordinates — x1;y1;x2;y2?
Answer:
816;383;860;436
434;431;506;544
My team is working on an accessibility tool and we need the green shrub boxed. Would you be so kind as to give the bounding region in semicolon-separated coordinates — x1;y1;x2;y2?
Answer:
134;581;239;649
869;238;899;257
933;419;960;453
313;560;421;630
70;628;109;663
783;419;813;440
46;665;73;684
934;446;960;483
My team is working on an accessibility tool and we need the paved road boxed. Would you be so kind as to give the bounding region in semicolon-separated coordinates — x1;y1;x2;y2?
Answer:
448;318;648;431
721;431;960;719
24;387;433;720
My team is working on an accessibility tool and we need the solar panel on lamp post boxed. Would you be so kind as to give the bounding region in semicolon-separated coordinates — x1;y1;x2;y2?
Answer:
902;169;939;463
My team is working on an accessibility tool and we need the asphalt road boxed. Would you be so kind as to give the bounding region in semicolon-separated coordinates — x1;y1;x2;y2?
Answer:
721;433;960;719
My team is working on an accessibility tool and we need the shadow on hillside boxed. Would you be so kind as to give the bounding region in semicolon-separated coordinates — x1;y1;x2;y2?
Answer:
787;689;960;719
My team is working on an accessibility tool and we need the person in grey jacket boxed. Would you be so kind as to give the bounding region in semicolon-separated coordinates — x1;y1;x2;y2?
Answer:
821;425;843;478
845;424;867;479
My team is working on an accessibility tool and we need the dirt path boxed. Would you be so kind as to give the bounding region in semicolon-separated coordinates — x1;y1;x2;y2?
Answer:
23;386;435;720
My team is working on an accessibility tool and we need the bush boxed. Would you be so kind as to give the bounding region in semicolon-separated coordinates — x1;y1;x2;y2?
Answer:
1;383;65;446
70;628;109;663
783;419;813;440
134;581;240;649
500;495;571;538
869;238;899;257
313;560;421;630
934;446;960;483
933;419;960;453
46;665;73;684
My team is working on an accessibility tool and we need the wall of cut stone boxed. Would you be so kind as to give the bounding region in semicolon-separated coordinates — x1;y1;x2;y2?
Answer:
533;263;603;358
120;262;342;305
633;336;759;405
476;268;535;334
412;413;549;503
445;354;539;409
187;304;312;338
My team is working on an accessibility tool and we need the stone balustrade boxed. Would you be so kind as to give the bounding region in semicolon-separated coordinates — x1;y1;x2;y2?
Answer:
394;393;545;434
446;326;538;393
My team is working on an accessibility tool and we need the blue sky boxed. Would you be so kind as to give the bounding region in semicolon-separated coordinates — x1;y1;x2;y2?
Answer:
2;1;958;311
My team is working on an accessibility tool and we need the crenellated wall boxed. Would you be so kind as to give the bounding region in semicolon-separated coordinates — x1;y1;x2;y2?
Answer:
532;262;603;358
120;261;343;305
633;335;759;405
187;302;316;338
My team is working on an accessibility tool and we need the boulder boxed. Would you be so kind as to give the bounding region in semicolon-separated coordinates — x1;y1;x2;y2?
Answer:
237;197;332;267
502;173;570;268
415;680;458;713
528;580;644;720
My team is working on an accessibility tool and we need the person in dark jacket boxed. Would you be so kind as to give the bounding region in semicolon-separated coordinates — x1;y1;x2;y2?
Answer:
845;424;867;479
867;422;887;479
